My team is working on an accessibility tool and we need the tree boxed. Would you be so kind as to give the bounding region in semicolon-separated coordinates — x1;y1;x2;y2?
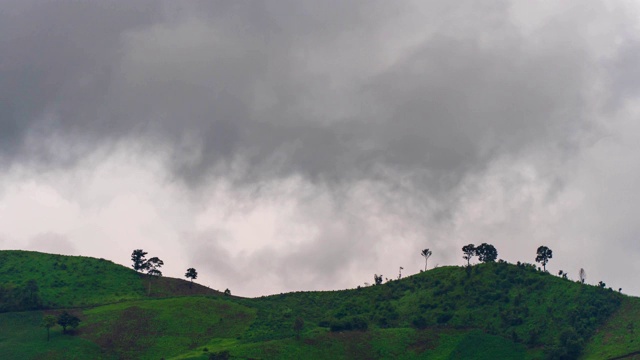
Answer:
421;249;432;271
57;311;80;334
224;288;231;296
20;279;42;310
131;249;148;273
535;246;553;271
579;268;587;284
185;268;198;288
558;270;568;279
293;317;304;339
374;274;383;285
475;243;497;263
41;315;57;341
462;244;476;266
145;257;164;296
146;257;164;276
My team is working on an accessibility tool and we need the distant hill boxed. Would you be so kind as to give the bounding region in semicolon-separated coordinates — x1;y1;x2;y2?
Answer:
0;250;220;311
0;250;638;359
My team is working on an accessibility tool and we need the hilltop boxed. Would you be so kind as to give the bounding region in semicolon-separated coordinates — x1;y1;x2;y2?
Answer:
0;250;638;359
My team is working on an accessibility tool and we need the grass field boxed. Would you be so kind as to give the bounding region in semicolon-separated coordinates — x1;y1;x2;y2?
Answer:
581;296;640;359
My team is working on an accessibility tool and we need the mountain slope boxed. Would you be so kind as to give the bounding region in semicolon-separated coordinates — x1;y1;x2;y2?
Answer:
0;250;635;359
0;250;219;311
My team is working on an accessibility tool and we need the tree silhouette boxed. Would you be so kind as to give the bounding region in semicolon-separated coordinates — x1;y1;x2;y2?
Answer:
535;246;553;271
57;311;80;334
579;268;587;284
41;315;57;341
145;257;164;295
421;249;432;271
475;243;497;263
374;274;383;285
146;257;164;276
185;268;198;288
131;249;148;273
462;244;476;266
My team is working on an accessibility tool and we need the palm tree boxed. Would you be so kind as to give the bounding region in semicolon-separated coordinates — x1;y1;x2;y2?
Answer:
421;249;432;271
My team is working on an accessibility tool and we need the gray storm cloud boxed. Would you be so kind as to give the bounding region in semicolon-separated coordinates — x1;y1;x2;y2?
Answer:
1;1;612;184
1;1;640;295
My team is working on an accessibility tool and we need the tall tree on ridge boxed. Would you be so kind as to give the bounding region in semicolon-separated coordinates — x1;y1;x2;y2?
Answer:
421;249;432;271
185;268;198;288
579;268;587;284
145;257;164;296
535;246;553;271
475;243;498;263
131;249;148;273
462;244;476;266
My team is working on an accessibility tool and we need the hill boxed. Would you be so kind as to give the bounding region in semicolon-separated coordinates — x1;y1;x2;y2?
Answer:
0;250;637;359
0;250;220;311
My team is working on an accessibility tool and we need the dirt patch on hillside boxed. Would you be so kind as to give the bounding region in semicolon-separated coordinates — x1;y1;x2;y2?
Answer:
85;306;156;360
409;329;440;353
144;275;223;297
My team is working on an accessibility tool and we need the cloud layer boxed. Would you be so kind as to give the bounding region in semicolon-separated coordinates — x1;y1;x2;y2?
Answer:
1;1;640;296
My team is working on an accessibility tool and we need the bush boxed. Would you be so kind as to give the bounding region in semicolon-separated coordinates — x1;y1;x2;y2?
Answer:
412;315;428;329
329;316;368;332
436;313;453;324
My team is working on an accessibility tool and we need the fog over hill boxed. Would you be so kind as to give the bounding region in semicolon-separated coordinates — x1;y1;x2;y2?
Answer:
1;1;640;297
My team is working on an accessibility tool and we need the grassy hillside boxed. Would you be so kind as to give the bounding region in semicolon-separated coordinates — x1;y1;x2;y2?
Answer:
0;250;219;310
0;250;636;359
581;296;640;359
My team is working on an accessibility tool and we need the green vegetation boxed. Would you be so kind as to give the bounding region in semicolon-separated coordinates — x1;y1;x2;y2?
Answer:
0;250;637;359
581;296;640;359
0;250;145;309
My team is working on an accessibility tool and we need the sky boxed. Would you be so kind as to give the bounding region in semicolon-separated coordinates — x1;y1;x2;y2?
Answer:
2;1;640;297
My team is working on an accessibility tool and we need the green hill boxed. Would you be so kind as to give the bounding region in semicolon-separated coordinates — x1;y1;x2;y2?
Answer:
0;250;637;359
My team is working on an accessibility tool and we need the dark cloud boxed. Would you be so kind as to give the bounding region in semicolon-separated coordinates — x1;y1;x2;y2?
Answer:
2;0;617;188
2;1;640;295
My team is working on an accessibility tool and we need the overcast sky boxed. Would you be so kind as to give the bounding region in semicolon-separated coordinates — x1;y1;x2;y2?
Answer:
2;1;640;297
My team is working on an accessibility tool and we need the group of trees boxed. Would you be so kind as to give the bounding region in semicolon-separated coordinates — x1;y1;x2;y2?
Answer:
423;244;552;270
131;249;164;276
461;243;499;265
131;249;165;295
131;250;202;292
375;242;608;291
41;311;81;341
0;279;42;312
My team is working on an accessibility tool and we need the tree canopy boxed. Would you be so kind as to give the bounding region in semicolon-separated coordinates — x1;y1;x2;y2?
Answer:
462;244;476;266
475;243;498;263
41;315;57;341
185;268;198;288
535;246;553;271
146;257;164;277
421;249;432;271
57;311;80;334
131;249;148;273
